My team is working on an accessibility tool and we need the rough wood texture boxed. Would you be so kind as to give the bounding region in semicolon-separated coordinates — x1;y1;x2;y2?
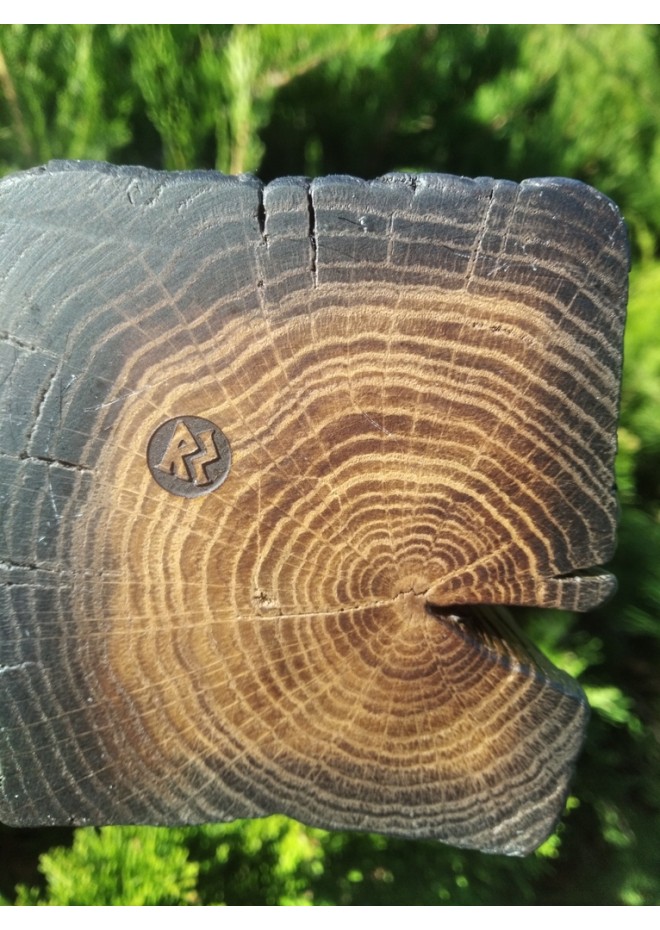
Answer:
0;163;628;854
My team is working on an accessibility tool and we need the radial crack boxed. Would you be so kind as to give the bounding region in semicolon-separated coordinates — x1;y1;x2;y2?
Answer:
307;185;318;286
256;183;267;244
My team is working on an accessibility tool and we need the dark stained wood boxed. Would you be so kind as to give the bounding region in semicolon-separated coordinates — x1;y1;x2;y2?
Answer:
0;163;628;854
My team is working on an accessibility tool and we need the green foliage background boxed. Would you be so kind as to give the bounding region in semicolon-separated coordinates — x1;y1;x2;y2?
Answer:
1;24;659;905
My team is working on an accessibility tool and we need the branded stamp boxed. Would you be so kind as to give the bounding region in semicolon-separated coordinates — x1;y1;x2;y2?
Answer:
147;416;231;497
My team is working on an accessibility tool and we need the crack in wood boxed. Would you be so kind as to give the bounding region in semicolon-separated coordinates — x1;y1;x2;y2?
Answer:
18;451;91;473
307;186;318;286
25;367;58;451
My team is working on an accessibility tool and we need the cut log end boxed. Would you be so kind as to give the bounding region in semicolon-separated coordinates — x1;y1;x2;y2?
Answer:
0;164;628;853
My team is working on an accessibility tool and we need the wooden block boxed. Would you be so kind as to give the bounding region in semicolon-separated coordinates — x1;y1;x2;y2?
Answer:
0;163;628;854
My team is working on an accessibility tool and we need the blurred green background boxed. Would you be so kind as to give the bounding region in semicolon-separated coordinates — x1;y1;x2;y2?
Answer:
1;24;659;905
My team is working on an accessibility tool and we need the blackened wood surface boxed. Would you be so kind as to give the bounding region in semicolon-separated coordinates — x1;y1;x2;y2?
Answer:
0;163;628;854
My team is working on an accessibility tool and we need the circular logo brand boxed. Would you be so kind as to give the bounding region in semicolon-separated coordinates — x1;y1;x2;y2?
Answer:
147;416;231;498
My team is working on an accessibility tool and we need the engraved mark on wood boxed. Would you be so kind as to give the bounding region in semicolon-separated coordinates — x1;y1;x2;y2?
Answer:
147;416;231;498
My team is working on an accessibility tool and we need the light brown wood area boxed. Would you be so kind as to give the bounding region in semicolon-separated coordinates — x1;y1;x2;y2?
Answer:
0;165;628;854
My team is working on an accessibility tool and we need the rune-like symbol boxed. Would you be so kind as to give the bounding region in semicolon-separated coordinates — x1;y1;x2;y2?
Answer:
147;416;231;497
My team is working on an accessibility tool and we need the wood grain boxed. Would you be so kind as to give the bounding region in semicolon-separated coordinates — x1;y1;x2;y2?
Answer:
0;164;628;854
